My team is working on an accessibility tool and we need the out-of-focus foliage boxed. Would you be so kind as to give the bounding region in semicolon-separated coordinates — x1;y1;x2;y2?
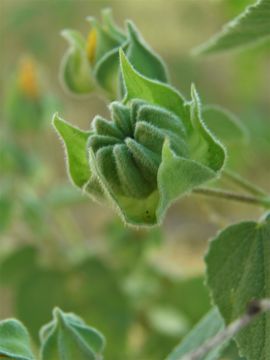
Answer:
202;105;248;147
166;307;225;360
0;245;131;359
0;239;211;359
4;57;53;132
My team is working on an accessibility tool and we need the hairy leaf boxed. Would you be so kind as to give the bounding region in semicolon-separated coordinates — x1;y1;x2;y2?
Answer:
0;319;34;360
53;114;91;188
205;213;270;360
126;21;168;83
157;140;216;222
40;308;105;360
94;46;123;99
119;49;186;121
194;0;270;54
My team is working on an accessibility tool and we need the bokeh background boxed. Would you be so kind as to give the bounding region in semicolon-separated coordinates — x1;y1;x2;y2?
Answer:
0;0;270;359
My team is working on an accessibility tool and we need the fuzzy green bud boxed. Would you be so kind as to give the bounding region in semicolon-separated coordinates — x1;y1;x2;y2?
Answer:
88;101;187;199
54;50;226;226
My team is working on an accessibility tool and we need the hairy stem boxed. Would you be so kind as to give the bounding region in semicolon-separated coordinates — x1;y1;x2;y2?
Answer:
223;169;268;197
193;187;270;209
180;299;270;360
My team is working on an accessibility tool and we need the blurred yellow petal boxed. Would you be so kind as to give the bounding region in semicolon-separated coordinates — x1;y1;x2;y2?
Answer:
18;57;39;99
86;28;97;64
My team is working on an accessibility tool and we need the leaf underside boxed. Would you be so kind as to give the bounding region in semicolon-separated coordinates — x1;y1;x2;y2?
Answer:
166;307;226;360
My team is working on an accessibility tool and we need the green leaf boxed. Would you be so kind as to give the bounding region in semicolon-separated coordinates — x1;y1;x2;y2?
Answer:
40;308;105;360
53;114;91;189
188;86;226;172
94;46;123;99
119;49;187;121
166;307;225;360
0;319;34;360
126;21;168;83
202;105;248;145
221;340;247;359
154;87;226;223
100;8;126;44
205;213;270;360
194;0;270;54
157;139;217;222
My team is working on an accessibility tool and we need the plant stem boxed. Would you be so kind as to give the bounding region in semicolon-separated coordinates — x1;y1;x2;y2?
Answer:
223;169;268;197
180;299;270;360
193;187;270;209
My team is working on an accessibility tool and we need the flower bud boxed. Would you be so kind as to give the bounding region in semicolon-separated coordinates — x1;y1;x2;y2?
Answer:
60;9;168;99
88;101;187;199
54;51;226;226
40;308;105;360
60;30;95;94
5;57;48;132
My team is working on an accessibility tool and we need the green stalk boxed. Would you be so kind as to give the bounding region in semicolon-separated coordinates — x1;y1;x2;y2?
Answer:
193;187;270;209
223;169;268;197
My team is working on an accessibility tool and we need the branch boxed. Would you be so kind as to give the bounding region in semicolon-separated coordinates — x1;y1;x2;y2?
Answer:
180;299;270;360
223;169;268;197
193;187;270;209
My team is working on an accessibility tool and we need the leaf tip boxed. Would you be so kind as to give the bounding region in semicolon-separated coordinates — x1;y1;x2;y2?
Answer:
86;15;95;25
60;29;74;44
52;112;62;131
126;19;138;39
119;47;126;65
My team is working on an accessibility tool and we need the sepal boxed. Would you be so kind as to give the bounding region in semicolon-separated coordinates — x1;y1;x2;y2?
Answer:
125;21;169;83
60;30;95;95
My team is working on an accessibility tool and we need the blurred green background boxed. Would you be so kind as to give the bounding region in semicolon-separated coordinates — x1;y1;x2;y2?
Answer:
0;0;270;359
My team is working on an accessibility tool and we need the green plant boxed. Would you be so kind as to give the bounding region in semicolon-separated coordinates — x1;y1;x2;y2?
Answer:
2;1;270;359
